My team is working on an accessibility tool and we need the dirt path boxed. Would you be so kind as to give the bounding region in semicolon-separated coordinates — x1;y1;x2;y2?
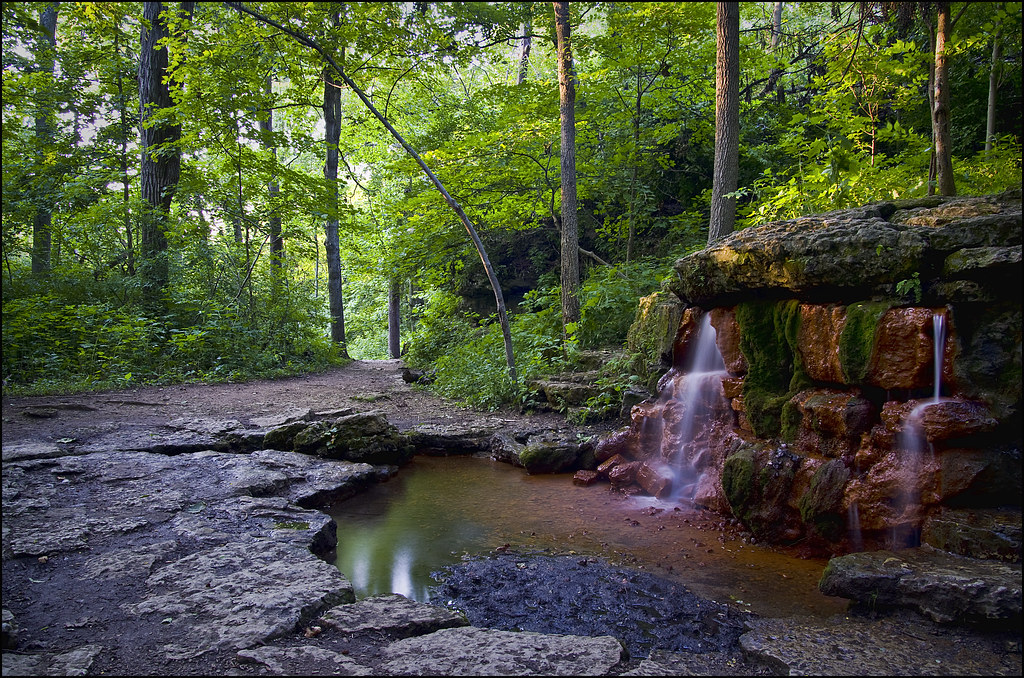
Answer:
1;360;574;447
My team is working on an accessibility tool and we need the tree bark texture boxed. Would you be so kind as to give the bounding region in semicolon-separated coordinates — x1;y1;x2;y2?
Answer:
138;1;193;290
31;3;58;275
517;8;532;85
986;25;1002;152
708;1;739;244
323;64;348;352
933;2;956;196
262;75;283;279
554;1;580;329
388;278;401;359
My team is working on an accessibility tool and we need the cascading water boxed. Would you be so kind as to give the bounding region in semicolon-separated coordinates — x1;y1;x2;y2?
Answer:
889;311;947;547
662;313;729;504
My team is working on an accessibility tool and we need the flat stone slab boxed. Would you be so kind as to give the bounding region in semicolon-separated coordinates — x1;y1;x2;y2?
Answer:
379;626;626;676
740;613;1022;676
320;593;468;637
819;546;1022;623
236;645;374;675
0;643;103;676
123;539;354;660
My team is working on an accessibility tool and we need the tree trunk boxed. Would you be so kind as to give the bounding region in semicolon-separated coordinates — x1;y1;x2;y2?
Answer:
553;1;580;332
517;7;532;85
708;1;740;244
31;3;58;275
985;24;1002;153
388;278;401;359
138;1;194;292
262;75;283;282
114;26;135;275
769;0;785;104
323;63;348;353
933;2;956;196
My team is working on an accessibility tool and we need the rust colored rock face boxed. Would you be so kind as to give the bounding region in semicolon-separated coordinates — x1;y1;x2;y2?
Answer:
636;462;674;498
594;429;631;463
916;400;999;442
881;398;998;443
867;307;949;390
671;307;703;370
608;461;641;487
791;389;874;458
798;304;847;384
709;307;747;375
597;453;629;478
721;376;744;399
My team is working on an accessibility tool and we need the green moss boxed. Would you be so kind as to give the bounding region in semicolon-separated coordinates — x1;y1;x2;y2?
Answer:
797;459;850;541
735;300;806;439
722;447;758;519
780;400;803;442
838;301;892;384
272;521;310;530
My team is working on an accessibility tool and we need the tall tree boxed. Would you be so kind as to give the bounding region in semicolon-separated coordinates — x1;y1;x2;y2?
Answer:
985;13;1003;153
932;1;956;196
138;1;194;293
553;1;580;332
387;278;401;359
516;5;532;85
323;49;348;352
261;74;283;284
708;1;739;244
31;3;58;275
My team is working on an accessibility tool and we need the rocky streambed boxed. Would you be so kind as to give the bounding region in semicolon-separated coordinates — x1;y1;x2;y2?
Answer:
2;364;1021;675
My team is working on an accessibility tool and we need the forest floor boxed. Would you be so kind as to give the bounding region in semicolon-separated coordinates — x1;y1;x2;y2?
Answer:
2;361;1021;676
0;359;576;446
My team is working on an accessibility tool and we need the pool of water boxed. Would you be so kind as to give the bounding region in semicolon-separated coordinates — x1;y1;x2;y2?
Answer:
326;454;849;618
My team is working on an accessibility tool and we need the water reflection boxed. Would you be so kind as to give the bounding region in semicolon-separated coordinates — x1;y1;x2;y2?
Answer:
327;455;847;618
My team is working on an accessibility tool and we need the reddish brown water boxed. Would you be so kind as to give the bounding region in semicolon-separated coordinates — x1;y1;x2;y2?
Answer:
328;454;849;619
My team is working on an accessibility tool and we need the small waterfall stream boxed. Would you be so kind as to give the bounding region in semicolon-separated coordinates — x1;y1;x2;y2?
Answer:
666;313;729;503
889;311;948;547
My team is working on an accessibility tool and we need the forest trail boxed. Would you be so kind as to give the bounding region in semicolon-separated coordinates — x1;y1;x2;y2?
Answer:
1;360;572;449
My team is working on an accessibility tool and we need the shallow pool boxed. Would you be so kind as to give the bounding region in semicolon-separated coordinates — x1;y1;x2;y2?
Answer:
326;454;849;618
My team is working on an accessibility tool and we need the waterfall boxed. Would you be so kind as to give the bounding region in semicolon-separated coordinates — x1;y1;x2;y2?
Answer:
666;313;728;503
890;311;947;548
931;312;946;403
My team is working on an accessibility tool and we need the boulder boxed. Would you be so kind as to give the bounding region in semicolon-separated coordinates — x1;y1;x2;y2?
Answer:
819;546;1023;623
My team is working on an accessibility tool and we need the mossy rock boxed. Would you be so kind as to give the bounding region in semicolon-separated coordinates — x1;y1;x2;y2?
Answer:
722;444;802;542
735;300;810;439
322;413;413;466
798;459;850;541
838;301;893;384
517;435;581;474
263;421;310;451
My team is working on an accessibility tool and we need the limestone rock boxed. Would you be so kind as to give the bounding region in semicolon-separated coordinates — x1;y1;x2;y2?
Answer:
797;304;848;384
319;593;467;637
124;540;355;659
819;546;1023;623
236;645;374;675
922;508;1022;562
378;626;626;676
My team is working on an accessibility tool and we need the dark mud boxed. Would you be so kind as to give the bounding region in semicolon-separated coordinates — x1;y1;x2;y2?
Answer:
430;550;769;673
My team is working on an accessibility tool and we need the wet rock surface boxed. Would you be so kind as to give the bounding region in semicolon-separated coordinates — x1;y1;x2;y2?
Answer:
429;551;752;661
819;546;1023;623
